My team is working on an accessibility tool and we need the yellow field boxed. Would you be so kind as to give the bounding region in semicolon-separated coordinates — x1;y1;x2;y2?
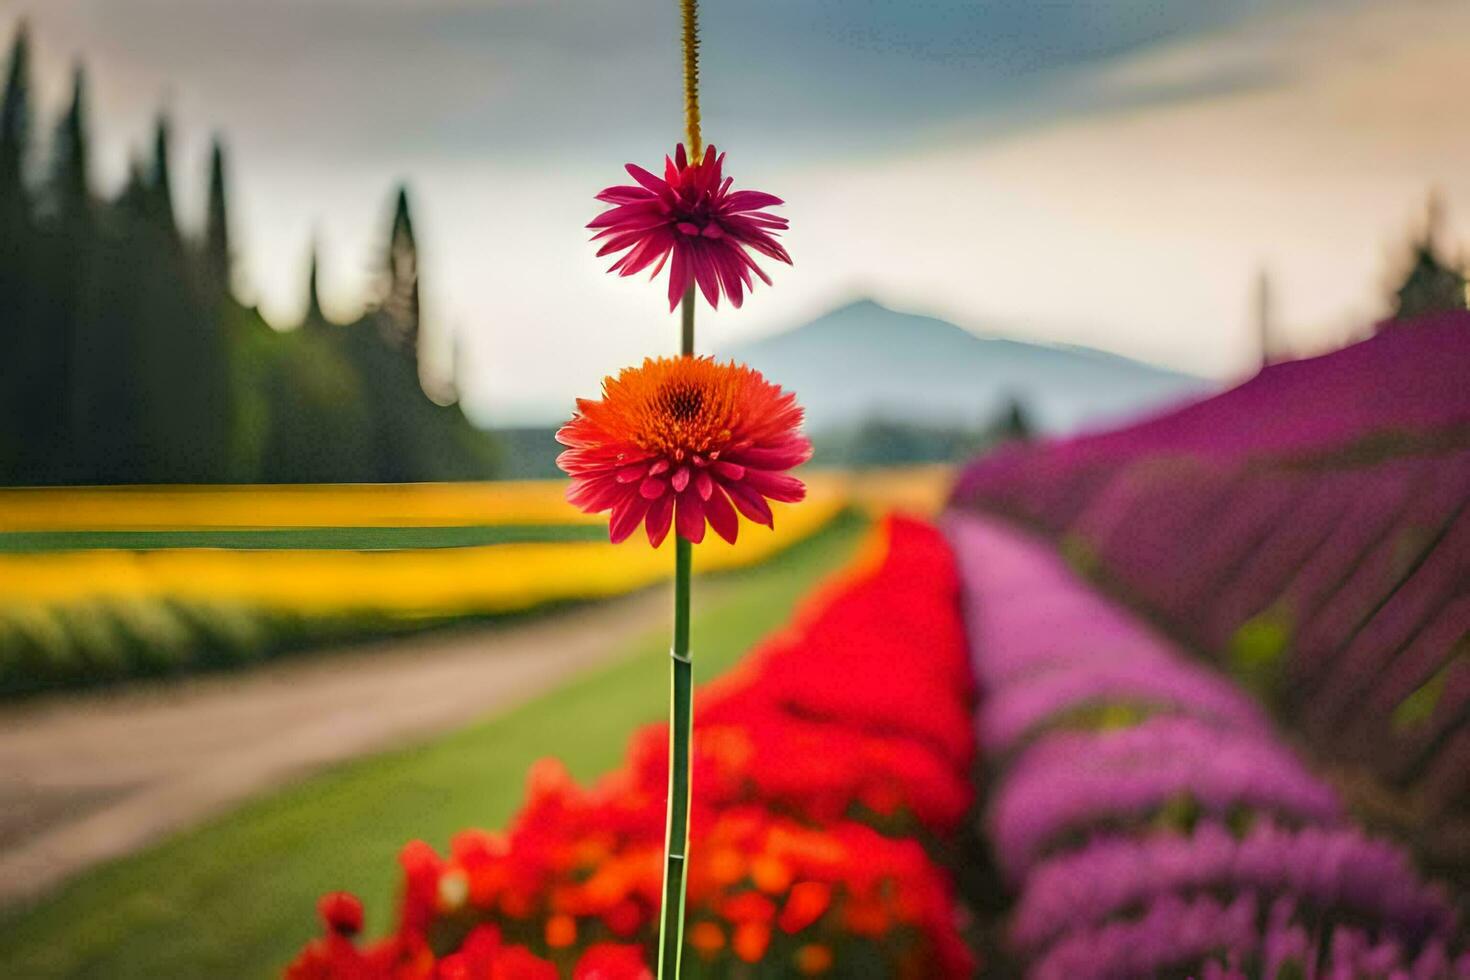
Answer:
0;469;953;619
0;480;605;530
0;466;952;531
0;496;838;617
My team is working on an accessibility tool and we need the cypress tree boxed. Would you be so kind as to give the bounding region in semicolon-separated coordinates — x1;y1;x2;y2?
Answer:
47;66;96;478
0;24;35;478
0;22;30;211
202;137;231;299
48;66;90;223
1388;196;1466;326
304;240;326;327
381;185;420;355
147;114;178;241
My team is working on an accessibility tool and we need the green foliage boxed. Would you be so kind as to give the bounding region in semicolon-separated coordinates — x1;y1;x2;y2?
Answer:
1387;196;1467;324
0;25;496;486
1392;641;1464;732
202;138;231;296
1228;607;1293;701
0;597;355;697
1059;532;1100;577
1152;792;1202;835
809;398;1033;469
0;22;30;204
1391;242;1466;323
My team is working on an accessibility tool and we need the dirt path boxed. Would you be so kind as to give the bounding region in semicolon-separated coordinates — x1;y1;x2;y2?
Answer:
0;588;680;910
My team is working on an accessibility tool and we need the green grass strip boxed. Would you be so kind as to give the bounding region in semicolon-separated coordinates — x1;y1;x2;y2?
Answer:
0;514;867;980
0;524;609;553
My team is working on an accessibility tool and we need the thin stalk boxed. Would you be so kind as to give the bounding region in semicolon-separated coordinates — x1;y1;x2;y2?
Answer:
680;284;696;356
680;0;702;159
658;534;694;978
659;5;701;976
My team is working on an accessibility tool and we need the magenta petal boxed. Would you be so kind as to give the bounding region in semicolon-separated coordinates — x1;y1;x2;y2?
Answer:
668;246;691;311
690;243;721;308
625;163;667;195
639;476;667;499
705;483;739;544
724;480;774;527
645;493;675;547
702;487;740;549
609;496;651;543
713;460;745;481
743;469;806;503
675;493;707;543
724;190;784;212
568;476;626;511
671;467;691;493
728;438;812;470
694;470;714;501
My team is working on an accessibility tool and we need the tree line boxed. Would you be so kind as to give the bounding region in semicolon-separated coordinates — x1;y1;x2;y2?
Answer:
0;24;496;485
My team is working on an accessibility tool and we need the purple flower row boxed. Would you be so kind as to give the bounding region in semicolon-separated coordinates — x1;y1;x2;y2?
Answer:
945;513;1465;977
991;714;1340;880
980;656;1270;756
1032;892;1470;980
1013;820;1456;952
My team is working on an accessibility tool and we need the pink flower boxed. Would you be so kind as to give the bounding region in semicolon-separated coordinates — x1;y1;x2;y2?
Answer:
590;144;792;310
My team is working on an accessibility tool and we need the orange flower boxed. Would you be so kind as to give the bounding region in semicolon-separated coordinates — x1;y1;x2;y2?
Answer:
545;913;578;949
795;944;835;975
557;357;810;545
707;846;746;886
750;853;793;894
689;921;727;958
732;921;772;963
778;882;832;934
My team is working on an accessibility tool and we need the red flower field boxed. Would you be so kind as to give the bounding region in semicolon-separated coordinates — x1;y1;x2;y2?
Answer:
286;516;978;978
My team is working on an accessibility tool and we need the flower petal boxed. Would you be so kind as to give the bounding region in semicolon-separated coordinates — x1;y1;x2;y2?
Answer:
645;492;675;547
743;469;806;503
705;482;739;544
723;190;784;212
625;163;668;195
609;496;652;543
724;480;774;528
675;493;707;543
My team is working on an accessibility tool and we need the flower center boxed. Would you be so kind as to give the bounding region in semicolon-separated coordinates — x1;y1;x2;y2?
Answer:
659;381;705;422
630;374;736;459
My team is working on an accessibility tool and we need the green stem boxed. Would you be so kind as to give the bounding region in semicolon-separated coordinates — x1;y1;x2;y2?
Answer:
658;533;694;979
660;2;701;972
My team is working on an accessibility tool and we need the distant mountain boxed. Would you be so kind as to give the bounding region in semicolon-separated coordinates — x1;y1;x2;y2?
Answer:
722;300;1210;436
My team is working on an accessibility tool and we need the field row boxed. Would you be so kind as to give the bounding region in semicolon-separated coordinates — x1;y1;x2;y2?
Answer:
0;470;949;695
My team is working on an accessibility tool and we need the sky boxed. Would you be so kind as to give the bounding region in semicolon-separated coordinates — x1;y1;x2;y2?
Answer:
4;0;1467;424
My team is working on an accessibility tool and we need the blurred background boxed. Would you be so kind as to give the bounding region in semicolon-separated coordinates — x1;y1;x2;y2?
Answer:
0;1;1466;977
